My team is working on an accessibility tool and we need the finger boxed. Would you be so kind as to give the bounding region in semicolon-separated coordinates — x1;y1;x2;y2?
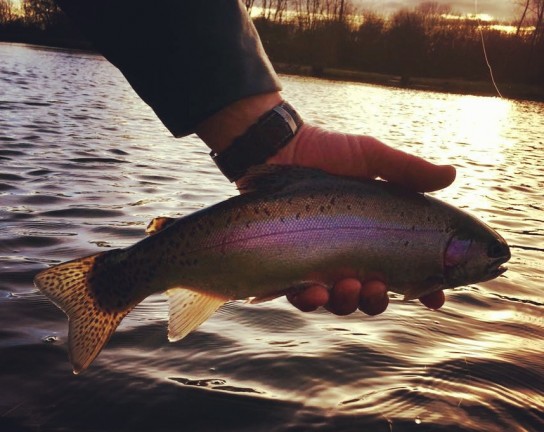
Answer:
287;284;329;312
324;278;361;316
365;139;456;192
419;290;445;310
358;280;389;316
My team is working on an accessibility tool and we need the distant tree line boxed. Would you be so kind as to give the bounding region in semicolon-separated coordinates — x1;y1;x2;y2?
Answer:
250;0;544;85
0;0;87;48
1;0;543;87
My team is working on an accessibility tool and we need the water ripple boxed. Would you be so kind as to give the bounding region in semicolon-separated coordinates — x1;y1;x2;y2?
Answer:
0;42;542;432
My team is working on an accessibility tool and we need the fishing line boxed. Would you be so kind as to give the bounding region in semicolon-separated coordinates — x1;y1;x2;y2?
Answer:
475;0;503;97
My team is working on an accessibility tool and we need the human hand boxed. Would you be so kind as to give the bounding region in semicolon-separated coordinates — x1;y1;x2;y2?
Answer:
267;124;456;315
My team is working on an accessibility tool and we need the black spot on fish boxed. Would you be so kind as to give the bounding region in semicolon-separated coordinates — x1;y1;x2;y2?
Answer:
296;213;301;220
320;206;325;213
305;204;311;212
264;207;271;217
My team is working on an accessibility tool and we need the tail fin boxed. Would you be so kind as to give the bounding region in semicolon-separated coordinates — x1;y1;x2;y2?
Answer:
34;251;135;374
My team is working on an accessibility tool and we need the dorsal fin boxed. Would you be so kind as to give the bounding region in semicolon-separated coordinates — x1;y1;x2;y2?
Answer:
237;164;330;193
166;288;228;342
145;216;177;236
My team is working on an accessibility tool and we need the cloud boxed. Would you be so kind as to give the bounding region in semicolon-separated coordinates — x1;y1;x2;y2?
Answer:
356;0;517;20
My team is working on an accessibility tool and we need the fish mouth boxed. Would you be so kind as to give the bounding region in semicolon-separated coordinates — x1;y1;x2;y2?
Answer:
494;264;508;277
485;258;509;280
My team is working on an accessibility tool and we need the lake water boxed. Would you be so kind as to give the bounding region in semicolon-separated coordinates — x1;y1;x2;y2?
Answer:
0;43;543;432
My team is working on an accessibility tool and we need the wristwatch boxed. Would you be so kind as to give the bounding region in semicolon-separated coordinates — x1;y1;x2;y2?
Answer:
210;101;304;182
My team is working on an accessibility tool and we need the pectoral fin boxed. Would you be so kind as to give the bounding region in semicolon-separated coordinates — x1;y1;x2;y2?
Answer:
166;288;228;342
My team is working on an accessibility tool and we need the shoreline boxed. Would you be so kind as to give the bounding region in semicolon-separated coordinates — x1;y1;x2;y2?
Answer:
274;62;544;103
2;37;544;103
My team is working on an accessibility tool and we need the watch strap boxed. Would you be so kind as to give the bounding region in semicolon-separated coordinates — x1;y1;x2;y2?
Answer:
210;101;303;182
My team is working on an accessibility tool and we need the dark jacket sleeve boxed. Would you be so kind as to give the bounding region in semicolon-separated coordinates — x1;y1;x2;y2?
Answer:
56;0;282;137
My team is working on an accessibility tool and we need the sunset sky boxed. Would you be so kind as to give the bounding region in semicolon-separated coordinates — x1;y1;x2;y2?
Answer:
358;0;518;20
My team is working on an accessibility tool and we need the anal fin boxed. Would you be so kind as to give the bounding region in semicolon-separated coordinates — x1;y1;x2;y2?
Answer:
166;288;228;342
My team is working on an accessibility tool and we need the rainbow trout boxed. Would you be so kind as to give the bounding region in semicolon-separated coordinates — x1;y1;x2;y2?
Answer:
34;165;510;373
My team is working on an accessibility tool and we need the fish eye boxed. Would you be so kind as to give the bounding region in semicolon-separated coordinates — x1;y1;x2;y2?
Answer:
487;239;509;259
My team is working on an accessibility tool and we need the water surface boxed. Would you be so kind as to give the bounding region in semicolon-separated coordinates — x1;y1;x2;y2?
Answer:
1;43;543;432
